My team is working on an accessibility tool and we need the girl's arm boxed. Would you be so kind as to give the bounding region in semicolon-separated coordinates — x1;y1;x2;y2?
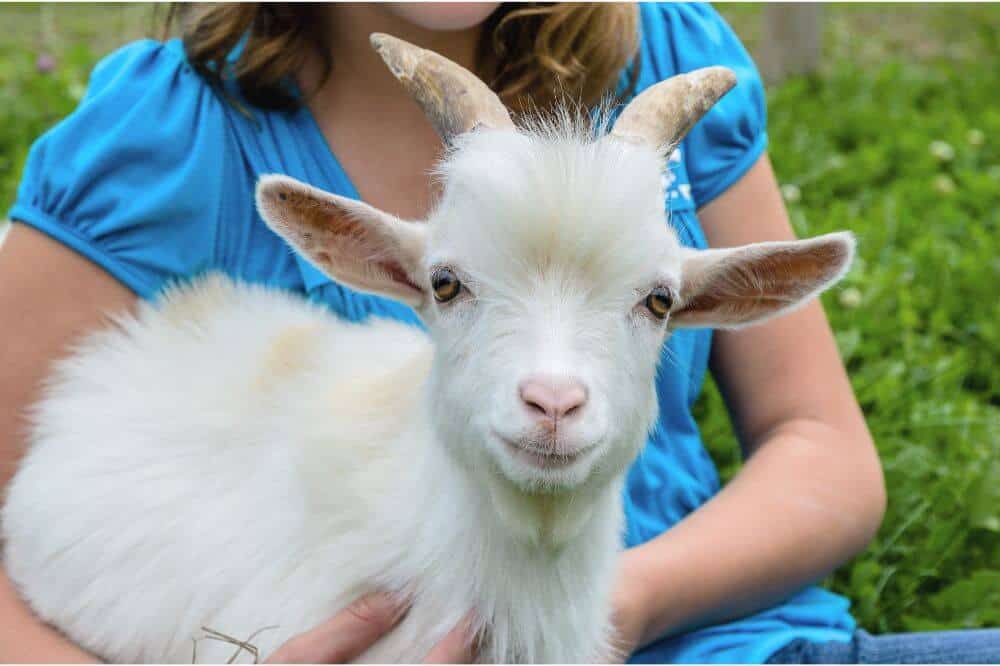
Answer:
614;154;886;652
0;224;132;662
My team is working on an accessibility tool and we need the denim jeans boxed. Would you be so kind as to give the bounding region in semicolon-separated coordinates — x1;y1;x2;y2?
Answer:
765;629;1000;664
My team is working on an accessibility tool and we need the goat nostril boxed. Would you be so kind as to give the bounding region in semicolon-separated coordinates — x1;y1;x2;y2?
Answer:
524;398;548;416
519;384;555;419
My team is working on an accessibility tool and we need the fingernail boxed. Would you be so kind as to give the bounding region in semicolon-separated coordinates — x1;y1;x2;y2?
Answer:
354;590;411;628
460;612;483;653
383;590;413;625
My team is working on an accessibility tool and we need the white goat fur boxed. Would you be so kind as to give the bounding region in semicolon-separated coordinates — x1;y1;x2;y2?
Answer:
2;110;854;663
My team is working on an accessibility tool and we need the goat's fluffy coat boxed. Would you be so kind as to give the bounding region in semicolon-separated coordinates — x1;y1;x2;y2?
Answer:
1;274;623;663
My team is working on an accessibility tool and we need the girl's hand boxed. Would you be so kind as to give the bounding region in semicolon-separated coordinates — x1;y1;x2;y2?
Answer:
265;592;476;663
608;551;654;663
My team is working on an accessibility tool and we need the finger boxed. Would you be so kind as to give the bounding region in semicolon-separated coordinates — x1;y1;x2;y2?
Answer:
266;591;409;663
423;613;478;664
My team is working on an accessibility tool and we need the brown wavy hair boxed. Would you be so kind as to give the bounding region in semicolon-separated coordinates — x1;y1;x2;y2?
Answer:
163;3;640;113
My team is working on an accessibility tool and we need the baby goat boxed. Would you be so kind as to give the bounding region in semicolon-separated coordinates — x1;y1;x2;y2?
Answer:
2;34;854;663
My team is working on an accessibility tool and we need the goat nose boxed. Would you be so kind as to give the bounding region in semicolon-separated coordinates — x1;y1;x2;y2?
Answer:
518;376;588;422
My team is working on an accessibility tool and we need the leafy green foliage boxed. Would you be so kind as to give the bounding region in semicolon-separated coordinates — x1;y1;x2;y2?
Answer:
0;4;158;212
0;42;92;209
1;1;997;636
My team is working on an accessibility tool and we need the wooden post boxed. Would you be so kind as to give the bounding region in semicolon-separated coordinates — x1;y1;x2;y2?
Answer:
760;3;823;83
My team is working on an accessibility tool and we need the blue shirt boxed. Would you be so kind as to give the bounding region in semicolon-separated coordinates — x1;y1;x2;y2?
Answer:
10;4;856;662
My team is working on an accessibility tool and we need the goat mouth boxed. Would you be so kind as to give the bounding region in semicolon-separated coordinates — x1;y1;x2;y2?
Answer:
494;432;592;470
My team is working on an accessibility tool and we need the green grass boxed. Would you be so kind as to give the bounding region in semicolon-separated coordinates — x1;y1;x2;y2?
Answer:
1;3;998;636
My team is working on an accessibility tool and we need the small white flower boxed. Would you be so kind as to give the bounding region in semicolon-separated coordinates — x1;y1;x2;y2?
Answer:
967;129;985;147
929;140;955;162
933;174;956;195
839;287;863;308
827;154;846;170
68;81;86;102
780;184;801;203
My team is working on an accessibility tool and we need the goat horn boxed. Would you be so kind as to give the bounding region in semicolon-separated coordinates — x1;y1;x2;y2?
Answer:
610;66;737;150
370;33;515;143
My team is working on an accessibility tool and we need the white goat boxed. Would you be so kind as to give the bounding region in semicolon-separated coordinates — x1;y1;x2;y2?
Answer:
2;34;855;663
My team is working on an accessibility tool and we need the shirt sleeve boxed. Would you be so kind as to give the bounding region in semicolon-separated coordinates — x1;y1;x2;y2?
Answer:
8;39;233;299
638;3;768;209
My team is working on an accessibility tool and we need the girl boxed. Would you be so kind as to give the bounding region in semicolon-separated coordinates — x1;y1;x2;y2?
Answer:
1;3;995;663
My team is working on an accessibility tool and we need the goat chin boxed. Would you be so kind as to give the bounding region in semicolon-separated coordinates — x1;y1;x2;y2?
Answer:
1;274;626;664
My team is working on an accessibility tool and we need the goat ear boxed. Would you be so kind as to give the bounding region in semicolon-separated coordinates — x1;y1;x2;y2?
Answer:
256;175;428;307
671;232;855;329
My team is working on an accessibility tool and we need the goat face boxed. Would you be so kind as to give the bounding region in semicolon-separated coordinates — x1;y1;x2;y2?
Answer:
256;34;855;496
419;126;681;492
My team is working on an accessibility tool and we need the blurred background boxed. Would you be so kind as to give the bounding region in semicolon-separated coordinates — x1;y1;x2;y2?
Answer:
1;2;997;634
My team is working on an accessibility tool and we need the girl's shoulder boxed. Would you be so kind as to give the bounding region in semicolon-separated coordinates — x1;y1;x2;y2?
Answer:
9;39;274;300
632;3;769;210
86;38;209;108
635;3;759;78
57;38;239;156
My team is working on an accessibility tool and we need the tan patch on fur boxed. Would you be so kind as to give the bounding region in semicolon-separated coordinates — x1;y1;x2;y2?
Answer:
326;345;433;440
255;324;323;389
158;274;241;329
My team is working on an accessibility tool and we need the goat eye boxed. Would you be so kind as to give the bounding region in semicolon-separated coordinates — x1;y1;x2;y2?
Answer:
431;268;462;303
645;287;673;319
